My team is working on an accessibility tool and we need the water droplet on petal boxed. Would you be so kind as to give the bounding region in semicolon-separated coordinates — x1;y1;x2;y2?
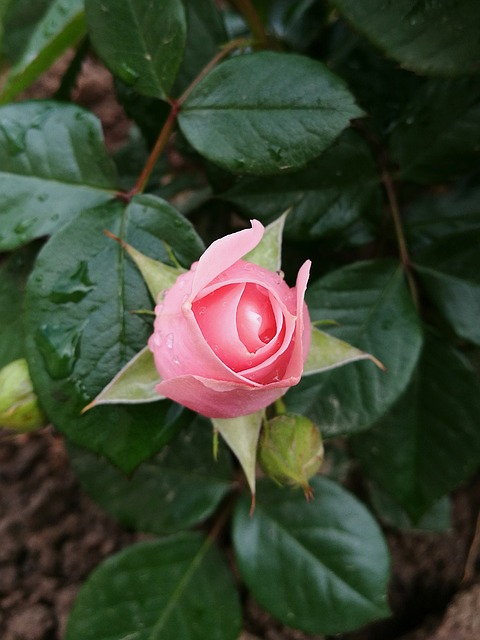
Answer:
166;334;174;349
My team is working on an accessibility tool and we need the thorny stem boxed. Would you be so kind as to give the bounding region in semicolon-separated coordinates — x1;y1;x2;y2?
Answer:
381;166;420;310
118;37;251;202
229;0;269;46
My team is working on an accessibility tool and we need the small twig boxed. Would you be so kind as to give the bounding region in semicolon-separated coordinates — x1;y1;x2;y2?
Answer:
381;166;420;310
229;0;269;46
129;99;181;196
177;37;251;105
119;37;251;201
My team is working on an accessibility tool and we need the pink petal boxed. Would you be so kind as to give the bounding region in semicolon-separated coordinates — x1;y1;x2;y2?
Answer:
191;220;264;298
283;260;312;379
193;283;252;371
156;374;291;418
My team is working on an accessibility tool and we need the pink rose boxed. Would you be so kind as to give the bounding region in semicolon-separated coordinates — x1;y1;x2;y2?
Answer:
148;220;311;418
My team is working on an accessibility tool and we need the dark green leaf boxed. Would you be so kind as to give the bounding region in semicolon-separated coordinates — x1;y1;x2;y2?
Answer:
413;229;480;346
66;534;242;640
85;0;187;99
173;0;227;95
286;260;423;436
179;51;363;175
368;484;451;533
352;332;480;522
328;22;423;135
390;79;480;184
2;0;52;60
405;179;480;251
0;0;85;103
233;477;390;635
222;129;381;245
68;417;233;534
24;195;204;472
0;101;117;251
331;0;480;76
0;244;39;367
267;0;326;51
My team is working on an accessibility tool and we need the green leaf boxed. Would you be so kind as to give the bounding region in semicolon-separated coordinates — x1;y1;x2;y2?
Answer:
331;0;480;76
66;534;242;640
413;229;480;346
405;179;480;251
172;0;228;95
0;244;39;368
368;484;451;533
233;476;391;635
304;326;383;376
267;0;326;51
104;230;185;300
0;0;85;103
24;195;204;472
390;79;480;184
222;129;381;245
0;101;117;251
328;23;423;136
286;260;423;436
67;417;233;535
85;0;187;99
84;346;162;410
352;332;480;522
211;410;264;498
178;51;363;175
244;211;286;272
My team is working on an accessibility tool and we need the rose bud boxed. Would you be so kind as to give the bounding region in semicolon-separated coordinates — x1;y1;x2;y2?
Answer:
0;359;46;432
258;413;323;497
148;220;311;418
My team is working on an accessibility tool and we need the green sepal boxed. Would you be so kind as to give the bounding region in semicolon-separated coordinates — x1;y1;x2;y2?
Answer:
303;326;384;376
211;410;264;499
82;346;163;412
244;211;288;272
104;230;185;300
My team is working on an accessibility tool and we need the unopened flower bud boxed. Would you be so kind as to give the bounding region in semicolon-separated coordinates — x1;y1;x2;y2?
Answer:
0;359;46;432
258;413;323;498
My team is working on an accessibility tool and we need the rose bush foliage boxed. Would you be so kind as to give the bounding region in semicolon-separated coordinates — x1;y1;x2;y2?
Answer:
1;0;480;638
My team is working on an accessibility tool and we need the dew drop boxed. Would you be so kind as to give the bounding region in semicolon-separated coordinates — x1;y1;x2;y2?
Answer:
14;218;36;234
36;323;81;379
119;63;140;84
0;120;27;154
49;261;94;304
166;334;174;349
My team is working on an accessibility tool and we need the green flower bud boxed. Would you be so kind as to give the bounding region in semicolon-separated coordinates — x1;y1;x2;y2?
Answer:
0;359;46;432
258;413;323;498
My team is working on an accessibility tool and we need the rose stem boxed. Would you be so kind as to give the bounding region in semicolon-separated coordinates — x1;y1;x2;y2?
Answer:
121;37;251;201
381;165;420;310
352;121;420;310
229;0;269;47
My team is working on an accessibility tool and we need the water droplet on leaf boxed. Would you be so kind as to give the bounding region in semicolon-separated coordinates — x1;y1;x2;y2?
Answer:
49;261;94;303
36;324;81;379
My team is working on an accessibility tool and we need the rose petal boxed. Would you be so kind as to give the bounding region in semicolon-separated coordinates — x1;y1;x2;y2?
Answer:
193;283;253;371
156;374;291;418
283;260;312;378
191;220;264;298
